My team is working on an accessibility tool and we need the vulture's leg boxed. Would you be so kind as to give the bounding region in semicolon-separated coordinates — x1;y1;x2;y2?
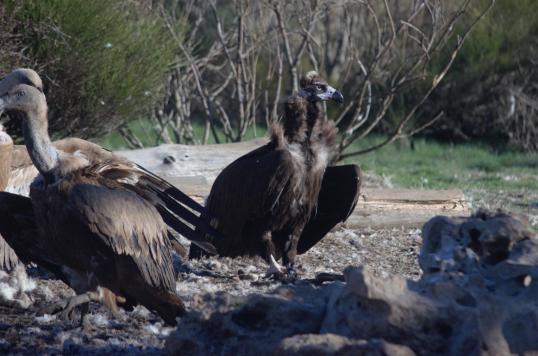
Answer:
281;225;305;282
263;231;286;277
39;290;101;324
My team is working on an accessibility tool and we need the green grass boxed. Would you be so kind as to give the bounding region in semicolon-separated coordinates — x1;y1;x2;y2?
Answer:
343;136;538;192
99;119;153;149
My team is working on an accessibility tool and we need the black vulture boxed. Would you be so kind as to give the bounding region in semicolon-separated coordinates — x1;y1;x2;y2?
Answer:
190;71;361;280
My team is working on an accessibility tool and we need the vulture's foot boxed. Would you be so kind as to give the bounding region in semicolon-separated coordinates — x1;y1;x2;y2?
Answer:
265;255;297;283
38;292;97;324
265;254;286;278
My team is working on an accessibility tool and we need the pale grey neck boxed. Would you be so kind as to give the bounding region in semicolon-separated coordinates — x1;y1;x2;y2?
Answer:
21;112;58;180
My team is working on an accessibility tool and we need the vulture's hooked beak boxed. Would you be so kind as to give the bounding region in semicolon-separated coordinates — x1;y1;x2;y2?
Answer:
318;85;344;104
331;90;344;104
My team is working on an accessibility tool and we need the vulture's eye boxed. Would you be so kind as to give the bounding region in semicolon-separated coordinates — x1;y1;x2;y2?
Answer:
316;84;325;91
17;91;26;97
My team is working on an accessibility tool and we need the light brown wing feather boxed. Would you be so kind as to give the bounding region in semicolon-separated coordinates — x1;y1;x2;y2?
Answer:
8;138;115;196
0;137;13;191
42;177;175;290
64;181;176;290
10;138;217;252
0;237;20;272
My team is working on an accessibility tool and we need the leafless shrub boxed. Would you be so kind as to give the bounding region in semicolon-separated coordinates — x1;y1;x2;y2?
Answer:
494;66;538;152
502;90;538;152
137;0;495;158
0;3;40;78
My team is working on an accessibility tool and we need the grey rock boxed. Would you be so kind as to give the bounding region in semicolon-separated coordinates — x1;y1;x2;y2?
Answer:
165;283;337;356
164;210;538;355
322;266;481;355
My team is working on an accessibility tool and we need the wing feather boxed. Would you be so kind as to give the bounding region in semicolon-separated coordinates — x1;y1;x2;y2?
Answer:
66;183;176;290
201;143;294;255
296;164;362;254
95;160;220;252
0;237;20;272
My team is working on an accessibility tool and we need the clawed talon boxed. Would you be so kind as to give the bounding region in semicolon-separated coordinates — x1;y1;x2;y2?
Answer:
265;255;297;283
38;300;81;322
265;254;287;278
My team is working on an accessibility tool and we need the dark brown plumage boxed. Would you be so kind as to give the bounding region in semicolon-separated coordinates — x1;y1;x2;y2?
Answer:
30;170;184;324
190;71;360;279
295;164;361;254
0;68;219;325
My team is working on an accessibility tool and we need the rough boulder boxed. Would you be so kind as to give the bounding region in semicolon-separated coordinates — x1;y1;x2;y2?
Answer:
166;210;538;355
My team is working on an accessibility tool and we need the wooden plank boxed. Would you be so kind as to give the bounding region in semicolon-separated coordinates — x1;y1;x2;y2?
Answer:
363;188;466;204
166;176;210;200
350;193;468;229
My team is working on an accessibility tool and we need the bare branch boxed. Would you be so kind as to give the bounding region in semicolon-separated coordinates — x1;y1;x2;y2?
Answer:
341;0;496;159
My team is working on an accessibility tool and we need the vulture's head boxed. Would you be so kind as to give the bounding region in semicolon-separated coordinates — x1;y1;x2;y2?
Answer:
0;69;43;95
0;69;46;117
299;71;344;103
0;83;45;116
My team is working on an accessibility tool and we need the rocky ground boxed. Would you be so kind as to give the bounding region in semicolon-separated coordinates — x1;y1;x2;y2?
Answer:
0;223;422;355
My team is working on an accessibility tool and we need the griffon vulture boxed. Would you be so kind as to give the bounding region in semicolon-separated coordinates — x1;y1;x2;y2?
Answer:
190;71;361;280
0;69;220;274
0;69;218;324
